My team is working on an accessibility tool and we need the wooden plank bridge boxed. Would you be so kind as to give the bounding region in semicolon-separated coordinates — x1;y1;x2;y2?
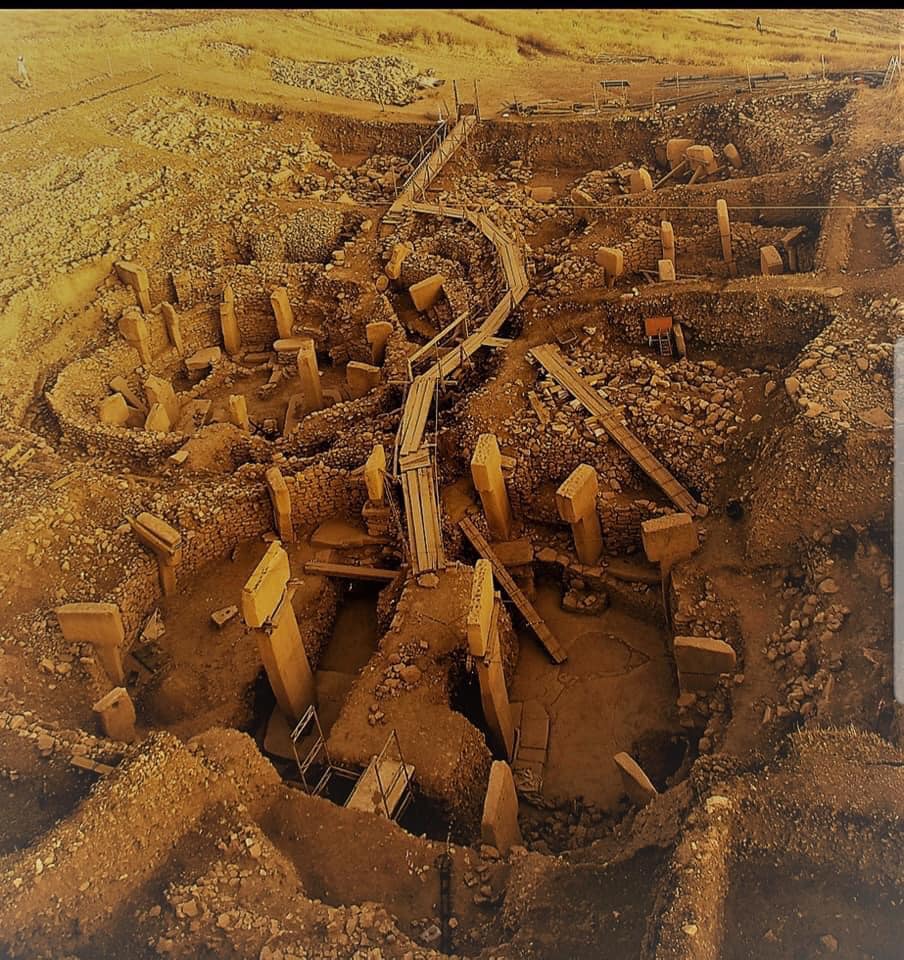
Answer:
386;114;531;575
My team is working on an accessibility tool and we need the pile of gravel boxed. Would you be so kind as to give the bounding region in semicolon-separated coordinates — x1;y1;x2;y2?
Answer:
270;55;421;106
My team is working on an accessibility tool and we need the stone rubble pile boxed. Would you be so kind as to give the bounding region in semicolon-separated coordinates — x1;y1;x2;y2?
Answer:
271;55;423;106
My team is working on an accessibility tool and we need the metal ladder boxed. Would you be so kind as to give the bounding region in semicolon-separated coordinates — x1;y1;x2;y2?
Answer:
654;330;673;357
882;56;900;87
345;728;416;821
289;705;357;796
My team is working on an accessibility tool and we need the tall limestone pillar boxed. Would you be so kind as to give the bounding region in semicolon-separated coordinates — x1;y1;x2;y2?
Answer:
296;339;323;413
241;542;314;722
55;602;126;685
265;466;295;543
470;434;512;541
220;283;241;356
556;464;603;564
467;561;514;760
270;287;294;339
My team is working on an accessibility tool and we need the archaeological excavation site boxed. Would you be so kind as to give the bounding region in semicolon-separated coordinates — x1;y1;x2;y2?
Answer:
0;8;902;959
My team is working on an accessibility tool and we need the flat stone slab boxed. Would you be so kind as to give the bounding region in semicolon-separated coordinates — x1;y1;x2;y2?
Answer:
519;699;549;752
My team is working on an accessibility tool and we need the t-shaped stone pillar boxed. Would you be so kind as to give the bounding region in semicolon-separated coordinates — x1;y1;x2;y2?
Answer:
228;394;250;433
160;302;184;355
115;260;152;313
346;361;382;399
556;464;602;564
716;199;737;278
640;512;698;575
366;320;393;364
92;687;137;743
270;287;294;339
409;274;445;311
481;761;522;853
468;561;514;760
594;247;624;289
296;339;323;413
220;284;241;357
385;241;413;280
55;602;125;685
660;220;676;265
265;466;294;543
470;434;512;542
364;444;387;503
118;309;151;366
129;511;183;595
241;542;314;722
143;374;180;425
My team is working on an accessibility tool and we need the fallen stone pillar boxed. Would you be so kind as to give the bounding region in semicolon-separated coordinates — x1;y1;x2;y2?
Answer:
55;602;125;684
629;168;653;193
660;220;675;265
556;464;602;564
160;302;184;354
143;374;180;424
641;512;698;574
220;283;241;356
118;309;151;366
366;320;394;364
595;247;624;289
346;361;382;398
614;752;658;806
227;393;250;433
92;687;137;743
296;339;323;412
666;137;695;170
409;273;445;311
129;511;183;595
98;393;130;426
674;636;737;692
114;260;151;313
144;403;171;433
686;144;718;176
716;199;737;278
529;185;555;202
470;433;512;541
481;761;522;853
265;466;294;542
658;258;676;282
270;287;294;339
185;346;221;380
760;244;784;276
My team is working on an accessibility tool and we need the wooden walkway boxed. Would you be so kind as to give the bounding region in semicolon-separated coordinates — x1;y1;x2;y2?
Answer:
387;117;531;575
530;343;702;516
460;516;567;664
386;115;478;222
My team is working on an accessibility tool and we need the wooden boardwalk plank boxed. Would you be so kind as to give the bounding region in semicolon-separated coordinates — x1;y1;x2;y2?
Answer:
530;344;701;516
